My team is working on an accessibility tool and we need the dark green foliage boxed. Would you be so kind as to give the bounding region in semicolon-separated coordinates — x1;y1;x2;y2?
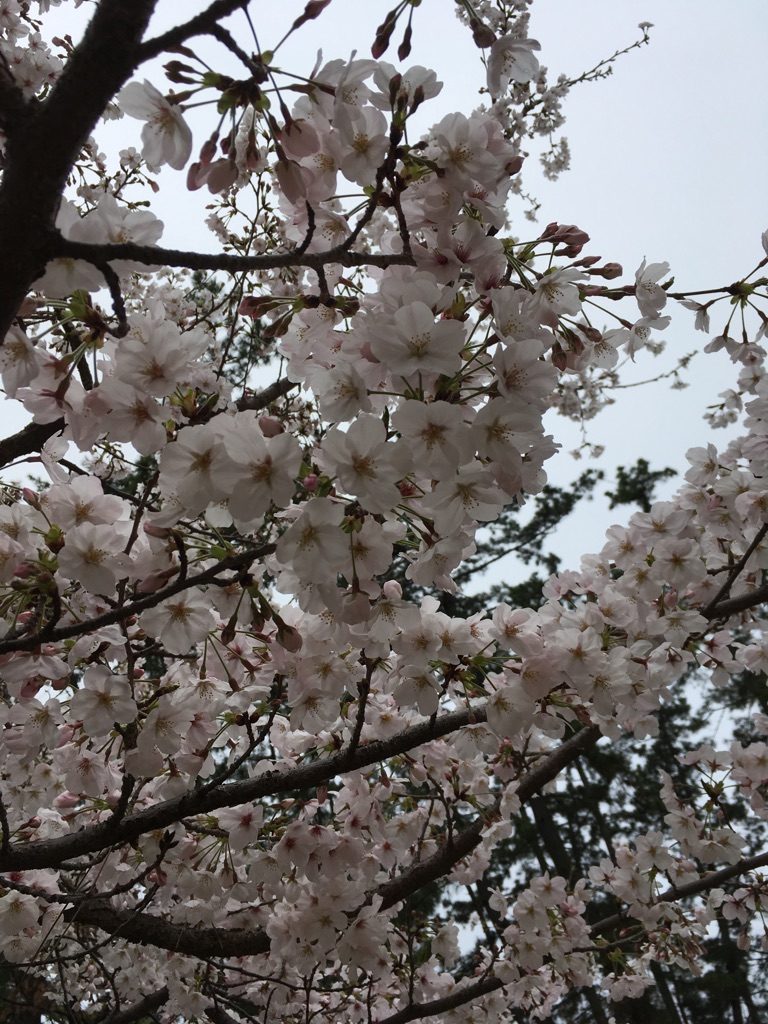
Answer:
109;453;159;498
605;458;677;513
456;469;605;589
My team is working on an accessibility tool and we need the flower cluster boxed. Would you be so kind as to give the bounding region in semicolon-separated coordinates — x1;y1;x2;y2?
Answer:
0;0;766;1021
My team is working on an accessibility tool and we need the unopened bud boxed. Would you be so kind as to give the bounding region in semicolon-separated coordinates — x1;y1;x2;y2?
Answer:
382;580;402;601
388;73;403;107
588;262;623;280
470;17;496;48
53;791;80;809
505;154;524;176
136;568;177;593
44;526;65;553
258;415;283;437
143;523;172;538
186;161;208;192
276;624;302;653
580;326;603;344
205;158;238;195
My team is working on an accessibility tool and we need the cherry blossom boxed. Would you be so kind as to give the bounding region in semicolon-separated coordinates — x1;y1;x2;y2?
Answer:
487;36;542;94
119;79;193;170
0;3;765;1021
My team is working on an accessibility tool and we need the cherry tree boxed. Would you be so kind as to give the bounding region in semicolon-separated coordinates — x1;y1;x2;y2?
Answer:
0;1;767;1022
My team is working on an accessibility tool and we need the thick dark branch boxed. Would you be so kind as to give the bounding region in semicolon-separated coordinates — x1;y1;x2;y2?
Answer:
704;583;768;621
702;523;768;618
0;0;158;342
39;720;599;964
99;987;169;1024
380;976;503;1024
516;725;601;801
137;0;250;61
0;51;31;134
0;418;63;469
206;1006;242;1024
0;706;488;871
52;236;415;274
0;542;274;655
379;802;494;912
66;902;270;957
236;377;297;411
378;725;600;911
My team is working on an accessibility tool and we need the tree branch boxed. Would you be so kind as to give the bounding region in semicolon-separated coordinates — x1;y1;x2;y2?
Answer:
205;1005;242;1024
236;376;297;412
0;542;275;655
66;902;270;957
100;987;169;1024
379;976;503;1024
137;0;250;62
590;849;768;938
704;583;768;622
0;706;488;871
702;523;768;618
52;236;415;274
0;0;158;342
378;725;600;911
47;723;601;964
0;418;63;469
0;51;31;135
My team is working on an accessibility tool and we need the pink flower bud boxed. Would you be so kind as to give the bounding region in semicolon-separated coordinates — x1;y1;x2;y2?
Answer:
200;135;218;166
205;158;238;194
137;568;177;593
57;723;77;745
575;255;601;267
588;262;623;280
186;161;209;192
258;415;284;437
303;473;319;492
143;523;172;538
54;791;81;809
382;580;402;600
276;624;303;653
22;488;40;508
339;591;371;624
246;129;263;171
275;158;307;204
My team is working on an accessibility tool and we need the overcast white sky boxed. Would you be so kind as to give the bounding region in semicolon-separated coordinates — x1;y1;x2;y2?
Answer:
3;0;767;579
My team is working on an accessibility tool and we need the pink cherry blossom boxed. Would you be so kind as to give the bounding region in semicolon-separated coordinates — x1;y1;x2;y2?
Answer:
119;79;193;170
